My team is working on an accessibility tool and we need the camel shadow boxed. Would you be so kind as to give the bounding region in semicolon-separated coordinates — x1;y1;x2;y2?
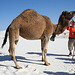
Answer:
44;71;75;75
0;54;44;67
0;55;26;61
27;52;75;64
0;51;75;67
27;52;68;56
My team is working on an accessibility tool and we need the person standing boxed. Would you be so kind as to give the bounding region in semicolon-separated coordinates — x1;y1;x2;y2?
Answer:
67;20;75;56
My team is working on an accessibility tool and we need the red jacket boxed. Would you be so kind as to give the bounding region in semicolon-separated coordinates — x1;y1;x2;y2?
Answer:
67;25;75;38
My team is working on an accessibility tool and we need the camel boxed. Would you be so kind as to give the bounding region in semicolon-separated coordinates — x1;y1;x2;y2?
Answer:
1;9;75;69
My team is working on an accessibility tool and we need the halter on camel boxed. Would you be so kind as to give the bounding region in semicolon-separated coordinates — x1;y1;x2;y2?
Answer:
50;24;58;41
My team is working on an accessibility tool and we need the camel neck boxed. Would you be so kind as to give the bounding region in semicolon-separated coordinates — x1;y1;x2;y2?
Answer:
53;24;67;34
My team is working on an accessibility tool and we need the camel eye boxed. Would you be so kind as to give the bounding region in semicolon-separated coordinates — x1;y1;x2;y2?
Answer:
69;12;72;15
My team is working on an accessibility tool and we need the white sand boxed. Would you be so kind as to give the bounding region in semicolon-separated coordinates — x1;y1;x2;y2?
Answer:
0;30;75;75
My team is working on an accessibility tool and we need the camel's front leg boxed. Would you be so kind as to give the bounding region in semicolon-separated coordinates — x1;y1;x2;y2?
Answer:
44;49;50;66
41;48;44;61
41;36;50;66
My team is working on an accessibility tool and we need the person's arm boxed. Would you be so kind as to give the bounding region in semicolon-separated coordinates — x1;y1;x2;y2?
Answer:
72;27;75;33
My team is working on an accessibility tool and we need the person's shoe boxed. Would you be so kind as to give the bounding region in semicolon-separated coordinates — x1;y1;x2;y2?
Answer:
69;52;72;56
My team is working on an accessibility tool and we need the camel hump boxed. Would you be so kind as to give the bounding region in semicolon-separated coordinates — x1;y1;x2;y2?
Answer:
12;9;38;24
20;9;38;17
22;9;36;13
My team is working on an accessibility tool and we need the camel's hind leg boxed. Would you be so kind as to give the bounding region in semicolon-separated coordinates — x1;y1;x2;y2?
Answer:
41;36;50;66
8;27;22;69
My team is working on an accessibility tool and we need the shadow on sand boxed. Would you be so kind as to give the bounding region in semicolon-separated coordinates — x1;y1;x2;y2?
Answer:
0;55;25;61
44;71;75;75
27;52;68;57
56;57;75;64
27;52;75;64
0;51;75;67
0;54;44;67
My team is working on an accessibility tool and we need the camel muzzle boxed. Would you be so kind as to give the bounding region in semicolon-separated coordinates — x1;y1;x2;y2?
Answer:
70;11;75;16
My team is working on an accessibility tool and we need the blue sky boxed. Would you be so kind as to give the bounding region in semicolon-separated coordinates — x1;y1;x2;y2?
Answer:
0;0;75;31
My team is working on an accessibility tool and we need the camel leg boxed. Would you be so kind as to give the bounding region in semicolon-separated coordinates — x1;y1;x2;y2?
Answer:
8;40;18;60
8;40;18;56
41;39;44;61
9;28;22;69
10;43;22;69
41;36;50;66
41;48;44;61
8;47;13;60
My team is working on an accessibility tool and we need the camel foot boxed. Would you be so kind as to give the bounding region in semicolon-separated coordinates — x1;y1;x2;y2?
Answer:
16;65;22;69
44;62;50;66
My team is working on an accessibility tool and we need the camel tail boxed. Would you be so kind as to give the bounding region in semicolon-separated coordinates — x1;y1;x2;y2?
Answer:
1;26;9;48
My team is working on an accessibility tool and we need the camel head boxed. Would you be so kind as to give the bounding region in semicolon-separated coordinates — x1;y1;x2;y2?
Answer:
50;11;75;41
58;11;75;27
70;11;75;16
